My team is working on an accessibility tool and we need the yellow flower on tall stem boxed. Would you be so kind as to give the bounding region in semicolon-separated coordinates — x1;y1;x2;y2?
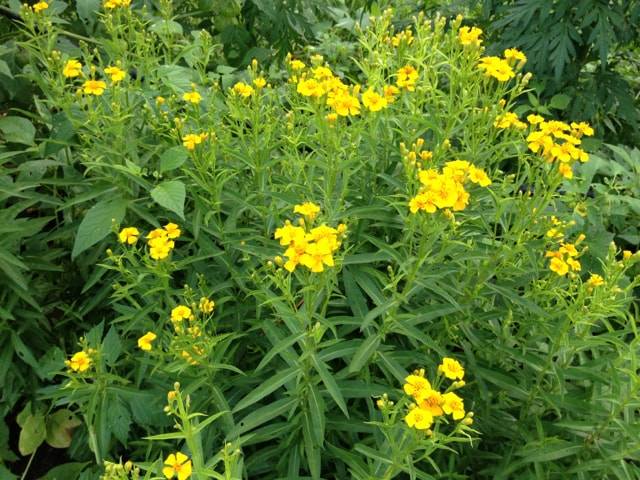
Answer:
162;452;192;480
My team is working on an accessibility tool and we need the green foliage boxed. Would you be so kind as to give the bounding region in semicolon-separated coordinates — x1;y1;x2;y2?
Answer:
480;0;640;144
0;1;638;479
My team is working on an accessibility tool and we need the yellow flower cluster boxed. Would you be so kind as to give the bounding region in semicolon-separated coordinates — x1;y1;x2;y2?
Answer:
147;223;180;260
385;28;414;47
395;65;418;91
403;358;471;430
526;118;593;179
65;350;93;372
545;215;576;241
182;90;202;104
274;203;346;273
292;59;401;116
494;112;527;130
62;60;127;96
409;160;491;214
162;452;192;480
32;1;48;12
182;132;209;150
231;81;255;98
458;26;483;47
586;273;605;289
546;237;584;276
104;0;131;9
478;48;526;82
168;301;212;365
117;224;180;260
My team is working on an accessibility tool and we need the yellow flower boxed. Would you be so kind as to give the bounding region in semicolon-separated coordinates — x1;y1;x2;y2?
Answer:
409;192;437;214
82;80;106;96
431;177;460;209
162;452;192;480
586;273;604;288
383;85;399;103
104;0;131;8
570;121;594;137
289;59;306;71
65;351;92;372
549;257;569;276
199;297;215;313
293;202;320;221
164;223;181;239
104;66;126;83
147;228;175;260
438;357;465;380
558;163;573;179
171;305;192;322
182;133;208;150
404;406;433;430
137;332;157;351
232;82;254;98
526;131;553;155
494;112;526;129
253;77;267;88
156;96;166;105
467;166;491;187
527;114;545;125
63;60;83;78
416;388;444;416
362;89;388;112
182;91;202;104
403;372;431;399
458;26;483;47
299;238;335;272
274;223;306;246
118;227;140;245
33;1;48;12
396;65;418;91
327;91;360;116
297;78;324;97
442;392;465;420
325;112;338;122
478;56;515;82
504;48;527;67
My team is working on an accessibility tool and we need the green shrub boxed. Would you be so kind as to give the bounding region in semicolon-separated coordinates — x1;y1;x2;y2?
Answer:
1;3;639;479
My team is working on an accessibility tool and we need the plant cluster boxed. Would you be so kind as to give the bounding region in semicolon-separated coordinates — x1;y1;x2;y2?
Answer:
0;2;639;479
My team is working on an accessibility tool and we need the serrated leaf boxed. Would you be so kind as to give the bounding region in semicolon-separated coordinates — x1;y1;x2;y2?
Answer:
71;198;127;259
101;327;121;366
150;181;185;219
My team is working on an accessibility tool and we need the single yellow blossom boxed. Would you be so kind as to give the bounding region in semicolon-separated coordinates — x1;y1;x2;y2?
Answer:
137;332;157;351
118;227;140;245
162;452;192;480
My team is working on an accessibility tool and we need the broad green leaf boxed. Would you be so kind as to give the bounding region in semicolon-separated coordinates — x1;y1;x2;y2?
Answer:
0;116;36;145
71;198;127;259
549;93;571;110
151;180;186;219
45;410;81;449
233;367;299;412
159;146;188;173
42;463;89;480
19;413;46;455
